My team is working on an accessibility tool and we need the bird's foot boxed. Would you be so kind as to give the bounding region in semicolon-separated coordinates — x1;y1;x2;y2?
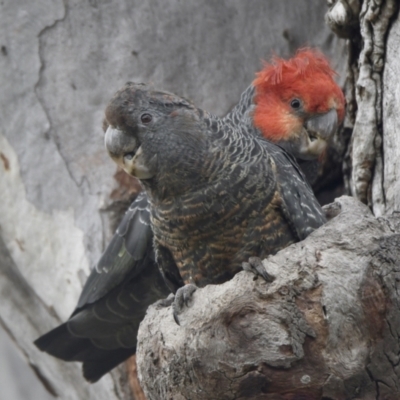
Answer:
242;256;275;282
172;284;197;325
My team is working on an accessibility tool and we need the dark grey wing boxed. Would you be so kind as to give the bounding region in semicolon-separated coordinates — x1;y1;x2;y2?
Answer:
77;191;155;307
266;141;326;240
34;192;171;382
34;259;170;382
297;159;320;185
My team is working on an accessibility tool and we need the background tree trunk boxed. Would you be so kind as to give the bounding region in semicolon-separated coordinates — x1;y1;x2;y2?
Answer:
0;0;397;399
326;0;399;215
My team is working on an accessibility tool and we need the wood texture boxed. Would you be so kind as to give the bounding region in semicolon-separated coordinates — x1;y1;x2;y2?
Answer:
382;14;400;216
326;0;399;214
137;196;400;399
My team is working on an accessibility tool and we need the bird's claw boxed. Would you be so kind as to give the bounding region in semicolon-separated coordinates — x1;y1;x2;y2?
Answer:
242;256;275;282
172;284;197;325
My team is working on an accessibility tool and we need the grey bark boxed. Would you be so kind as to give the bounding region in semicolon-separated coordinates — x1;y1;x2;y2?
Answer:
137;197;400;400
382;13;400;215
0;1;344;399
326;0;399;214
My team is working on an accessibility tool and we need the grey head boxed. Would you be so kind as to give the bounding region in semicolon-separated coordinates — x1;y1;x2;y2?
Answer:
104;82;212;198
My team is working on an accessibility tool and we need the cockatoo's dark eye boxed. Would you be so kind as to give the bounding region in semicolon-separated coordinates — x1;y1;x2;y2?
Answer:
141;113;153;124
290;99;301;109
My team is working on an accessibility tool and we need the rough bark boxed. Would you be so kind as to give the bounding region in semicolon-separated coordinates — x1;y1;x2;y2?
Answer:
0;1;344;399
137;196;400;399
327;0;399;214
381;12;400;216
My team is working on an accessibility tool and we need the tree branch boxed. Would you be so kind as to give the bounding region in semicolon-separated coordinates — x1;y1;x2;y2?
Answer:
136;196;400;399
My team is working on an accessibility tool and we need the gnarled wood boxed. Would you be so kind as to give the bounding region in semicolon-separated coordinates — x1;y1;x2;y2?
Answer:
137;197;400;399
327;0;399;213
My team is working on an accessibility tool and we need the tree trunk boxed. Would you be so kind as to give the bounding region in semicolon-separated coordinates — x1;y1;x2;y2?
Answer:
326;0;399;215
1;0;399;399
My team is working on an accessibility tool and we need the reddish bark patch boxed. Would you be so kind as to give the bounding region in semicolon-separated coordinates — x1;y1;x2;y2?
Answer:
361;275;386;340
15;238;25;252
0;152;10;171
126;355;147;400
110;168;141;202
